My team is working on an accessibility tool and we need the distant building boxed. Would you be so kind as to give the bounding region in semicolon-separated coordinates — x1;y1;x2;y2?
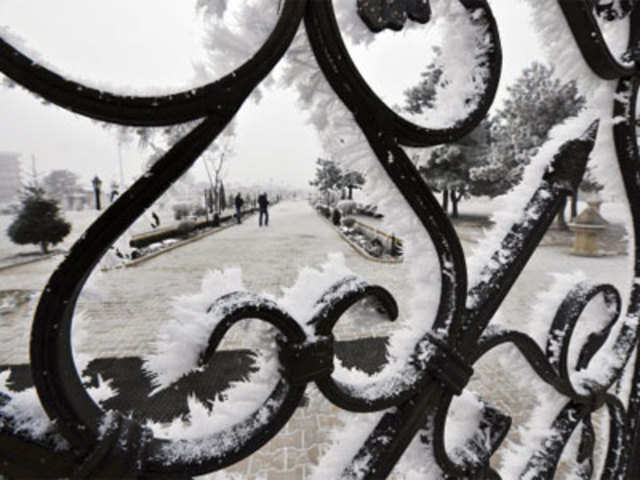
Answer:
0;152;22;204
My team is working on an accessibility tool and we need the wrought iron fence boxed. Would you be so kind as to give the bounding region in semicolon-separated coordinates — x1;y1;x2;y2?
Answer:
0;0;638;478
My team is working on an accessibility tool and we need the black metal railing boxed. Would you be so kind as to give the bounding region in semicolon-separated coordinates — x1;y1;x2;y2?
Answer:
0;0;638;478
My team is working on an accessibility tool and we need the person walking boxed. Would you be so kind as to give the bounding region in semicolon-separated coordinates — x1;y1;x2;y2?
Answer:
234;193;244;224
258;192;269;227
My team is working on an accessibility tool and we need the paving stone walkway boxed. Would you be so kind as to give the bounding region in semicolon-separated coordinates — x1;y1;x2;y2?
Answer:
0;201;414;479
0;200;632;478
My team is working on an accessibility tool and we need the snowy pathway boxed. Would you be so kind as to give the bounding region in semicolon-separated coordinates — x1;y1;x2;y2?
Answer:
1;201;413;363
0;200;631;479
3;200;627;364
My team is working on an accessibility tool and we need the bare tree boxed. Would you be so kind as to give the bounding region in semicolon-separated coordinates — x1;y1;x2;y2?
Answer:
201;137;233;213
42;169;80;202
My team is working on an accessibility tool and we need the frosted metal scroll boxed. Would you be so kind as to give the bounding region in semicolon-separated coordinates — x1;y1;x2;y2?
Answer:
0;0;638;478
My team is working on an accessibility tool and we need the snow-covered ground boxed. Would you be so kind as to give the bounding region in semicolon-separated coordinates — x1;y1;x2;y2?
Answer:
0;201;417;362
445;194;629;224
2;198;628;361
0;199;632;478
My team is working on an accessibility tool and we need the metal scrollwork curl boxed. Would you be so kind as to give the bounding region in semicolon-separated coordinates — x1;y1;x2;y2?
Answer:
559;0;640;79
0;0;639;478
473;281;629;479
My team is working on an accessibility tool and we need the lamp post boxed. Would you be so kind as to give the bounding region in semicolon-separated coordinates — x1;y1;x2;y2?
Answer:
92;175;102;210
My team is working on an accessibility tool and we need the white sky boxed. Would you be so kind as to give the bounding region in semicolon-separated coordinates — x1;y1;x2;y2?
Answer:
0;0;546;190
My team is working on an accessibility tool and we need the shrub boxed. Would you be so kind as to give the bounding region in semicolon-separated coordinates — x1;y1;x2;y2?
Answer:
342;216;356;228
7;186;71;254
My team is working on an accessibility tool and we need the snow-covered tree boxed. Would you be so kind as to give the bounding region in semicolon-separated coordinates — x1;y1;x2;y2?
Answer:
41;169;81;203
478;62;586;195
404;47;492;216
418;121;490;217
410;62;588;218
309;158;366;203
403;47;444;114
7;186;71;254
309;158;343;204
201;137;232;213
339;170;366;200
489;63;587;227
219;181;227;211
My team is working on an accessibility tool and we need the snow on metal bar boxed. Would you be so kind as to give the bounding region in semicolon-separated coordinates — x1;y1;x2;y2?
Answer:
0;0;638;478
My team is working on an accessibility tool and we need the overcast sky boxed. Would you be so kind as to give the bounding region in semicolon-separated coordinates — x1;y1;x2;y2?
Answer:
0;1;545;190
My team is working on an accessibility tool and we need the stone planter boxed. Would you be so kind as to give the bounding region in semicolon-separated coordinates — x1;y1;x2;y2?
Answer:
568;200;608;256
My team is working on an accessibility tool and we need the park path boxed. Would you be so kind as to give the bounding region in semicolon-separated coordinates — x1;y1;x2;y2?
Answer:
2;200;628;364
0;200;412;363
0;200;416;479
0;200;631;479
77;201;414;359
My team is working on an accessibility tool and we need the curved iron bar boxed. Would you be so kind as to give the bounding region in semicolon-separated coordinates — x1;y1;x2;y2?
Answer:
306;0;640;478
557;0;640;79
518;395;627;479
462;122;599;350
545;283;621;396
136;292;310;477
303;0;503;475
309;0;503;148
25;116;232;479
612;73;640;478
432;392;510;478
472;280;631;478
0;0;306;126
0;0;638;478
473;331;629;479
310;276;409;411
1;1;308;477
475;281;624;404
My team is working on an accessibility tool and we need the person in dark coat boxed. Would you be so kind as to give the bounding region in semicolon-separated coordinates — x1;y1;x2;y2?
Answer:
234;193;244;224
258;192;269;227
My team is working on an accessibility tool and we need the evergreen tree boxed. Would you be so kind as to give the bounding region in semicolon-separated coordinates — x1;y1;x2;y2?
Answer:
417;120;490;217
407;61;587;217
476;62;586;196
310;158;367;203
403;47;444;114
339;170;366;200
7;186;71;254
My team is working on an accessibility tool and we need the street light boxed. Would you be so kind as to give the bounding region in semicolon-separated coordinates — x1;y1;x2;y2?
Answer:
92;175;102;210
